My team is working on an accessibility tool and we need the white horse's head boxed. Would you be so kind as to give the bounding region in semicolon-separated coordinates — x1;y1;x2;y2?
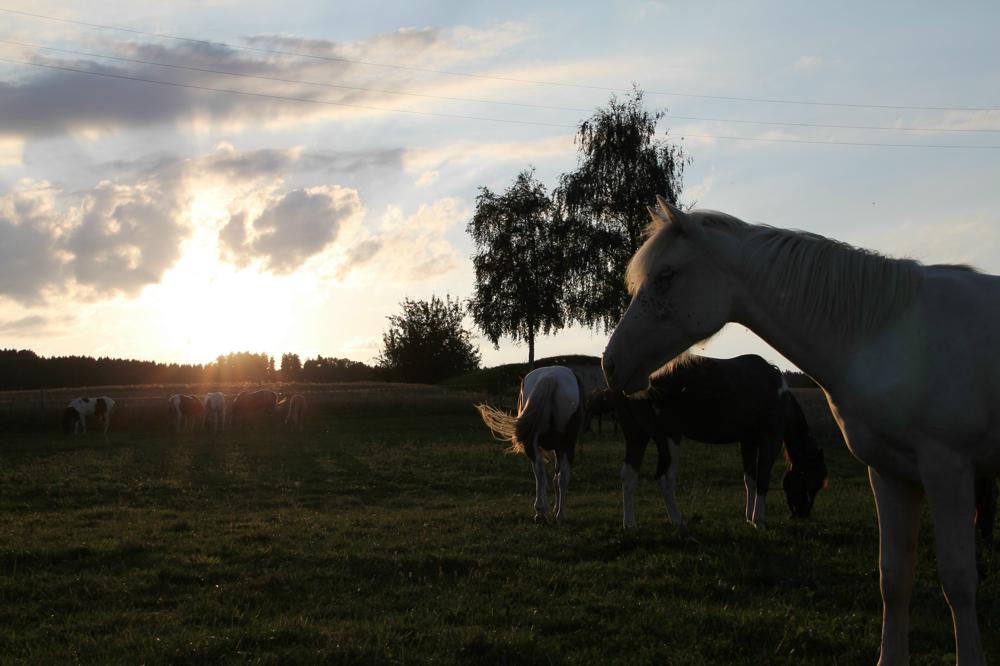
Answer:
603;196;737;394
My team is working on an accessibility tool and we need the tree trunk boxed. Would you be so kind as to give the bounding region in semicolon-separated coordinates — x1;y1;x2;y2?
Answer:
528;323;535;368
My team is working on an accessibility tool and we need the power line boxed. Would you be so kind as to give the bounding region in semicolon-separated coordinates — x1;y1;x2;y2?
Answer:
4;38;998;137
0;37;594;114
3;56;998;150
666;113;999;135
676;133;1000;149
2;5;998;113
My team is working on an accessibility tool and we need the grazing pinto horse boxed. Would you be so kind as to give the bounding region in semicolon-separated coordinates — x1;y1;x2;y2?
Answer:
280;394;306;430
203;392;226;432
477;366;585;522
63;396;115;435
603;196;1000;665
590;354;827;531
231;389;278;428
167;394;204;433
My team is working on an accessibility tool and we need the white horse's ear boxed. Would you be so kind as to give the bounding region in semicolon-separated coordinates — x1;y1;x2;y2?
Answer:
655;195;698;238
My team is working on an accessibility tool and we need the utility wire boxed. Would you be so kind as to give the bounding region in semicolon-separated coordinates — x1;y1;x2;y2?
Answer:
675;133;1000;149
3;56;999;149
2;5;998;113
3;38;997;135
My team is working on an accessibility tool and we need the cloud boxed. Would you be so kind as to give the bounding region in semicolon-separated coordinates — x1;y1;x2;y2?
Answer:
0;168;190;303
220;186;364;274
62;179;189;294
0;183;65;301
337;197;467;282
0;313;72;336
0;22;533;141
792;55;823;71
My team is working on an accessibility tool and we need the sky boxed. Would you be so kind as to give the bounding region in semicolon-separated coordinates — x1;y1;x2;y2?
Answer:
1;1;998;370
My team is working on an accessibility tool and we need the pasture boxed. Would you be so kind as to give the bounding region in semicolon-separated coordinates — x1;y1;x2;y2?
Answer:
0;386;996;664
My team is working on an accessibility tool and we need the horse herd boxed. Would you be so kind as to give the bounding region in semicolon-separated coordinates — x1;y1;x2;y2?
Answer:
480;197;1000;665
61;389;307;434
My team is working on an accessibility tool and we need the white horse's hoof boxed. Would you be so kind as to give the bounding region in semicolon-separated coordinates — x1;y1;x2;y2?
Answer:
534;513;547;524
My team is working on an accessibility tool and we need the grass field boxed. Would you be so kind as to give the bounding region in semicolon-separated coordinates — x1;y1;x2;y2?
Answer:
0;387;996;664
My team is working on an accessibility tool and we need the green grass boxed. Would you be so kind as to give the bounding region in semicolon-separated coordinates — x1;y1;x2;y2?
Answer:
0;390;996;664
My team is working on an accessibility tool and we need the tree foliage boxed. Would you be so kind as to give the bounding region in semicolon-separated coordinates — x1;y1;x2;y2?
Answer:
467;169;566;365
377;295;481;383
280;353;302;382
556;87;688;330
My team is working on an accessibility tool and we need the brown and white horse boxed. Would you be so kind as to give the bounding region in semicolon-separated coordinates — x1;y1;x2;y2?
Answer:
231;389;278;428
477;366;585;522
203;392;226;432
63;396;115;435
167;394;204;433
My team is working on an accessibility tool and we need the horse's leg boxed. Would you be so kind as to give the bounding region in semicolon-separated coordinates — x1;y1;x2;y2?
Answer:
621;420;649;530
750;435;782;529
869;467;922;666
654;436;686;534
531;439;549;522
919;453;985;665
739;441;757;525
554;451;571;522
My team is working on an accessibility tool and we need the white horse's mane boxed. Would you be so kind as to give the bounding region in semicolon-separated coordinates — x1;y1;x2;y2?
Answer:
630;209;975;343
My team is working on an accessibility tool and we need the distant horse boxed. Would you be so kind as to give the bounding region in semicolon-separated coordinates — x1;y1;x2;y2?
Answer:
602;196;1000;664
231;389;278;428
203;392;226;432
279;394;306;430
63;396;115;435
589;354;827;532
167;394;204;433
477;366;585;522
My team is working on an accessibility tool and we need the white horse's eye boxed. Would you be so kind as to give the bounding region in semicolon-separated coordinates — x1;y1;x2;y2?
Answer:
655;268;675;284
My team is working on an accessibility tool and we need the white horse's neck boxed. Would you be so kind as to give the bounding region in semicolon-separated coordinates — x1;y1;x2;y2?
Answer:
709;226;862;395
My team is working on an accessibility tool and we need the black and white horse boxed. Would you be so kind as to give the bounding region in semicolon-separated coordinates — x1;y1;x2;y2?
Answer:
477;365;585;522
63;396;115;435
167;394;204;433
590;354;827;531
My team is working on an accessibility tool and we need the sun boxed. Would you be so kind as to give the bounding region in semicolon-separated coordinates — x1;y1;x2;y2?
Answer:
147;190;302;364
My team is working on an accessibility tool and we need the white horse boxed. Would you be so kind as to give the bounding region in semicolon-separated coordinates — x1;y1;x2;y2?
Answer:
477;366;585;522
603;196;1000;665
281;394;306;430
63;396;115;435
203;392;226;432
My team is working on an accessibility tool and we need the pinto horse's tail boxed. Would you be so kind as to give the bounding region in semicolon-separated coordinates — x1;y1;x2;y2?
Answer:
476;375;557;462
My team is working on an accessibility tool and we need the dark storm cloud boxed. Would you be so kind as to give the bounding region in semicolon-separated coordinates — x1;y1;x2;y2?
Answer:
219;186;363;274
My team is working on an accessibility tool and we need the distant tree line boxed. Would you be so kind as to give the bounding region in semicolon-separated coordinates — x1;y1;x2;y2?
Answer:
0;349;375;390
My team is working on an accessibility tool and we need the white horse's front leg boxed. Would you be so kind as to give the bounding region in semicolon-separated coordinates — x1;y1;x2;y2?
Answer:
621;463;639;529
656;438;686;533
531;441;549;522
869;467;922;666
743;474;757;524
752;492;767;530
920;455;985;666
553;453;571;522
